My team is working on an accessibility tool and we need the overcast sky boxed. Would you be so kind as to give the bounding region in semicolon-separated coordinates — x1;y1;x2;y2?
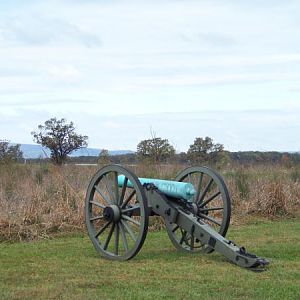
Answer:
0;0;300;152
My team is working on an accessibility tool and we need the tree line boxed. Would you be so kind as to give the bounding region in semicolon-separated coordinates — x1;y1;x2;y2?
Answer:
1;117;299;166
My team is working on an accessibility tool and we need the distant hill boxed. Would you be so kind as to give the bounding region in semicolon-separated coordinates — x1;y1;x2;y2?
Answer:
19;144;134;159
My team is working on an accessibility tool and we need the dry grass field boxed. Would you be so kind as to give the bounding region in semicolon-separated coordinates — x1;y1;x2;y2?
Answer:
0;162;299;242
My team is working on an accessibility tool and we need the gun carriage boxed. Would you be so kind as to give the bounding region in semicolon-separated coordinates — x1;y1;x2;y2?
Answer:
85;165;269;269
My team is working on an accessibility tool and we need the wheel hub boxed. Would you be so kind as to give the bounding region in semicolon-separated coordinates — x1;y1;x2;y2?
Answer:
198;205;209;216
103;205;121;223
191;203;198;214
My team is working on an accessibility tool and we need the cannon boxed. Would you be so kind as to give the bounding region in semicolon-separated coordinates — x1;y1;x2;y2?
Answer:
85;165;269;269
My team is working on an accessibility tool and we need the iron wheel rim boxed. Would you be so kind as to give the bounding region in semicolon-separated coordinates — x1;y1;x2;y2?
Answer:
166;166;231;254
85;165;149;261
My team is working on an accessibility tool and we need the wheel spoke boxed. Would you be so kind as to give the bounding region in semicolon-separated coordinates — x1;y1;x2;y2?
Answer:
199;206;223;212
90;201;105;209
121;220;137;242
198;213;221;226
195;173;203;203
122;204;140;214
122;215;141;227
90;215;104;222
190;235;195;250
199;191;221;208
95;221;111;238
104;175;115;204
94;185;112;206
172;225;179;233
198;178;214;204
119;223;128;252
179;231;187;245
114;224;119;255
119;177;128;206
103;223;115;250
113;171;119;205
121;189;136;209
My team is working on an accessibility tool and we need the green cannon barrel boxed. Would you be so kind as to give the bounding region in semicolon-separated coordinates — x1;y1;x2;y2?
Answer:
118;175;196;201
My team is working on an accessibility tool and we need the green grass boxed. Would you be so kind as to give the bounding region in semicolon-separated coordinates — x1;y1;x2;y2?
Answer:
1;219;299;300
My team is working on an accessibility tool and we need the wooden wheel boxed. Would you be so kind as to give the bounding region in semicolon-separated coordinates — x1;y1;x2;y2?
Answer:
85;165;149;261
166;166;231;254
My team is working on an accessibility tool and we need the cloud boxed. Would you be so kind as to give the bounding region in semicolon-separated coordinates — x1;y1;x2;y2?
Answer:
0;0;299;153
0;98;92;111
198;32;237;47
3;107;299;152
289;88;300;93
0;16;101;48
128;72;286;88
47;65;82;83
180;32;237;48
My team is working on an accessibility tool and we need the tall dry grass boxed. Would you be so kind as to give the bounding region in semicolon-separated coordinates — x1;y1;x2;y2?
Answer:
0;162;299;241
0;163;97;241
224;165;300;219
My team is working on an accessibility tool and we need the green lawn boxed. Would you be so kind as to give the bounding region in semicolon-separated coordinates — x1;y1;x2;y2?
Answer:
1;219;299;300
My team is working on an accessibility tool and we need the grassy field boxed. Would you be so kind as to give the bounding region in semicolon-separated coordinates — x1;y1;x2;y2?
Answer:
1;163;300;242
1;218;299;299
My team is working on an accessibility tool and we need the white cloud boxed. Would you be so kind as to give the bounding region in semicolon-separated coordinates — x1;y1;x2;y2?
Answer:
127;72;289;88
0;0;299;151
47;65;82;83
0;15;101;48
103;121;121;129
